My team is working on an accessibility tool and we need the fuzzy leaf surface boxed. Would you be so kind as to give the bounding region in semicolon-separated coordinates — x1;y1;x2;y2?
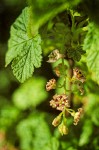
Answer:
83;23;99;84
5;7;42;82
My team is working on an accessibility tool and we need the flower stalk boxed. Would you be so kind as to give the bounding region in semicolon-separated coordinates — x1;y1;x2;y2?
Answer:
46;49;85;135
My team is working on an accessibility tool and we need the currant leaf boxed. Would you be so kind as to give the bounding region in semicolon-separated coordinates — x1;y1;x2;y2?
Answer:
83;22;99;84
67;46;85;61
5;7;42;83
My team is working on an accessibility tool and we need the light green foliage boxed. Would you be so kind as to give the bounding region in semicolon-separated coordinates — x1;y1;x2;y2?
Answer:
84;94;99;126
0;105;20;130
92;107;99;126
17;113;59;150
83;22;99;84
12;77;48;110
84;94;99;114
28;0;81;34
79;120;93;146
5;7;42;83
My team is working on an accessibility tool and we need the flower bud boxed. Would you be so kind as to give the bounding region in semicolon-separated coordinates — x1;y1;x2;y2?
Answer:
52;115;62;127
58;122;68;135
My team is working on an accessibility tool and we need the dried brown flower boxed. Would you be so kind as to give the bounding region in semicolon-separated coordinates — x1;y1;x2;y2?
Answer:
73;108;83;125
46;79;56;91
73;68;86;83
47;49;65;63
50;94;70;111
54;66;61;77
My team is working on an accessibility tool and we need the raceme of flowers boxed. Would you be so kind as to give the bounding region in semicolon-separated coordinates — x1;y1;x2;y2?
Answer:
46;49;85;135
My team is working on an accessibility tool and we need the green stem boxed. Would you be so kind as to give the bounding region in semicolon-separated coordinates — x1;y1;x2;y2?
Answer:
64;76;67;94
66;108;75;113
70;10;75;32
71;15;75;34
70;10;75;47
61;58;67;94
68;59;74;103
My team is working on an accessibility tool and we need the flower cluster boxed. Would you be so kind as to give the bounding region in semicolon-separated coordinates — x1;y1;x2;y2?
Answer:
73;68;86;83
72;68;86;95
46;50;85;135
50;94;70;111
46;79;56;91
71;108;83;125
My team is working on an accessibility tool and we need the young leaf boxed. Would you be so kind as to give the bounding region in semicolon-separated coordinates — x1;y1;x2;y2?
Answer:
5;7;42;83
67;46;85;61
83;22;99;84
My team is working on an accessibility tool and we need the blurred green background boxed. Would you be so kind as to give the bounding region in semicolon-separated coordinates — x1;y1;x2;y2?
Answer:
0;0;99;150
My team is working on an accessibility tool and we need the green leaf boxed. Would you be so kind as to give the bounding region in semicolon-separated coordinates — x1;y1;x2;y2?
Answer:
28;0;81;35
83;22;99;84
92;107;99;126
12;77;48;110
79;120;93;146
17;113;59;150
67;46;85;61
5;7;42;83
41;21;72;55
51;23;71;51
0;105;20;130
